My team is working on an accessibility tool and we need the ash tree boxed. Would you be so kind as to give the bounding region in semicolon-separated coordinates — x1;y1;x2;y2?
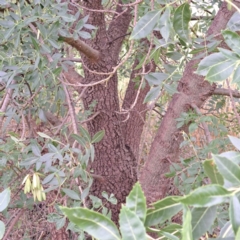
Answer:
1;0;240;236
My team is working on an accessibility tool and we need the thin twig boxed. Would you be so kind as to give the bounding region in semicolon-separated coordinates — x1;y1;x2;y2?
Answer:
3;209;25;240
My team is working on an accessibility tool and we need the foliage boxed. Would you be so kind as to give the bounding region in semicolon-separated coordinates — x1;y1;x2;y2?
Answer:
62;137;240;239
0;0;240;239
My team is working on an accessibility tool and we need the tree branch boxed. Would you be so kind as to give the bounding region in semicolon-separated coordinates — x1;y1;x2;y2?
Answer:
62;37;100;61
213;87;240;98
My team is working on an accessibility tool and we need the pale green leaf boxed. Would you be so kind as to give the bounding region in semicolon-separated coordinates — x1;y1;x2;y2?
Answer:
191;206;216;240
60;207;121;240
176;185;230;207
196;53;228;76
222;30;240;55
232;66;240;84
125;182;146;223
130;11;161;40
181;207;193;240
228;135;240;151
119;206;147;240
143;86;161;103
92;130;105;143
62;188;81;201
145;197;182;226
0;220;5;239
230;195;240;234
0;188;11;212
206;59;236;82
203;159;224;185
173;3;191;42
212;154;240;185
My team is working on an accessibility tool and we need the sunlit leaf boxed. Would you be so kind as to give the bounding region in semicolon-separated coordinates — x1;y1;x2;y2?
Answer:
173;3;191;42
230;195;240;234
175;185;231;207
145;197;182;226
191;206;216;239
125;182;146;223
0;188;11;212
203;159;224;185
119;206;147;240
130;10;161;40
212;154;240;185
60;207;121;240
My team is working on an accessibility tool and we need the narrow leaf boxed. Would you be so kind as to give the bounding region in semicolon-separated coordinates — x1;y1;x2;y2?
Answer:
0;188;11;212
222;30;240;55
228;135;240;151
206;59;236;82
176;185;230;207
62;188;81;201
230;195;240;234
145;72;168;86
119;206;147;240
212;154;240;185
173;3;191;42
143;86;161;103
191;206;217;240
60;207;121;240
0;220;5;239
232;66;240;84
196;53;228;76
130;11;161;40
203;159;224;185
145;197;182;226
92;130;105;143
181;207;193;240
125;182;147;223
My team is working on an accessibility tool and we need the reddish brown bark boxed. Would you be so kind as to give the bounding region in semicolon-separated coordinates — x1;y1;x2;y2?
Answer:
139;2;239;204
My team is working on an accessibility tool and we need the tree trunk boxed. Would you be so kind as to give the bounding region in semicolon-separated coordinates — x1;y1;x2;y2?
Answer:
139;2;239;204
79;1;138;223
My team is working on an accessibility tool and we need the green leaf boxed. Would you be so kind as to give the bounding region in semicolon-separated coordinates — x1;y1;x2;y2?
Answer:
37;132;52;139
212;154;240;185
175;185;230;207
228;135;240;151
62;188;81;201
181;207;193;240
236;228;240;239
203;159;224;185
92;130;105;143
119;206;147;240
0;220;5;239
145;196;182;226
230;195;240;234
125;182;147;223
71;134;86;147
219;221;234;238
60;207;121;240
0;188;11;212
160;231;179;240
191;206;216;240
130;10;161;40
145;72;168;86
206;59;236;82
56;217;66;230
196;53;228;76
218;48;240;60
227;12;240;32
222;30;240;55
143;86;161;103
232;66;240;84
173;3;191;42
159;7;171;42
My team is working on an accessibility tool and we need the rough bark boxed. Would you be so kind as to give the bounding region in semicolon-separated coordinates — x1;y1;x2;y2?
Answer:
78;0;137;223
139;2;239;204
